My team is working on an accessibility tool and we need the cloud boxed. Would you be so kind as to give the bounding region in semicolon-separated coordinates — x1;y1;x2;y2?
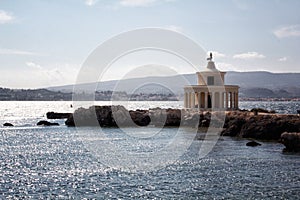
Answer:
26;62;42;70
216;62;239;71
233;52;265;59
273;25;300;38
207;51;226;58
23;61;80;87
278;57;287;62
0;10;14;24
0;48;43;56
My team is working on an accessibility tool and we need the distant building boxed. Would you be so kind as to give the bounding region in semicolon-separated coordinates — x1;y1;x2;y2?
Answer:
184;53;239;110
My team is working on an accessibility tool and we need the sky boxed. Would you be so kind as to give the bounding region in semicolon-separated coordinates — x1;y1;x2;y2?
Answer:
0;0;300;88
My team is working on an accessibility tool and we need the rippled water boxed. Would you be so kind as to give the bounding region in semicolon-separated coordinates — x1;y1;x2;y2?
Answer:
239;101;300;114
0;101;299;199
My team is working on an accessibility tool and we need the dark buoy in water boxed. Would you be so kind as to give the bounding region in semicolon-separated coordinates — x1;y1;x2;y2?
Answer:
246;141;261;147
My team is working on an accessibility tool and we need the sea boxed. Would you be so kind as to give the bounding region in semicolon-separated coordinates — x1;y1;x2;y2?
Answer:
0;101;299;199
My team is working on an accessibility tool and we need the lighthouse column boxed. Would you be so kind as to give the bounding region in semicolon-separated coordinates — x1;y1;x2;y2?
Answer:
229;92;233;109
197;92;201;111
191;92;195;109
235;91;239;109
204;92;208;109
219;92;223;109
184;92;188;108
225;92;229;109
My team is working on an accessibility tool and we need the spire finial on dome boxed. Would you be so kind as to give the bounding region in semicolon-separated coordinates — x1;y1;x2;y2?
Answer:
207;52;213;61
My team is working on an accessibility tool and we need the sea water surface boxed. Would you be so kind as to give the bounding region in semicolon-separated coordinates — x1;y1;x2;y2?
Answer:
0;101;299;199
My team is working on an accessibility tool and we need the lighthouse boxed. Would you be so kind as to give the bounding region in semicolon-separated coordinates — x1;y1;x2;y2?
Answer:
183;53;239;110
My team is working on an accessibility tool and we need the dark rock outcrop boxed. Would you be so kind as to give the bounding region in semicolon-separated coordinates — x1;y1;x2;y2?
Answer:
250;108;276;114
46;112;72;119
66;105;151;127
37;120;59;126
221;113;300;140
222;112;246;137
280;132;300;152
148;108;182;127
129;110;151;126
65;106;213;128
246;141;261;147
65;114;75;126
3;122;14;127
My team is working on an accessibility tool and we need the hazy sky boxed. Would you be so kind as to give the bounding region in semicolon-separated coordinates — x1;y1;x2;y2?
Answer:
0;0;300;88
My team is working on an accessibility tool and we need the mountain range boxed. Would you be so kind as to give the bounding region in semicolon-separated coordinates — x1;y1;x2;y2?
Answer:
48;71;300;99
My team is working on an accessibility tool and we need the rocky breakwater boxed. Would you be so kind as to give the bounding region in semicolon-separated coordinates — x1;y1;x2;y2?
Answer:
64;105;214;128
222;111;300;141
64;106;300;148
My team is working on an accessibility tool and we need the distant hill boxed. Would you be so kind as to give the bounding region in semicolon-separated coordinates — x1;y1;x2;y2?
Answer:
48;71;300;99
225;71;300;90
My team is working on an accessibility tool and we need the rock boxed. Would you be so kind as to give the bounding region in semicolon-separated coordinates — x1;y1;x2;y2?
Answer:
149;108;181;127
246;141;261;147
297;110;300;114
182;113;200;127
165;109;181;126
3;122;13;127
37;120;59;126
280;132;300;152
221;113;246;137
65;114;75;126
46;112;72;119
148;108;164;127
250;108;276;114
130;110;150;126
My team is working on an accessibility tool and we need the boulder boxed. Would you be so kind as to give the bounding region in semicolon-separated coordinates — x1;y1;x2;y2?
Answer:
65;114;75;126
37;120;59;126
3;122;13;127
280;132;300;152
129;110;151;126
46;112;72;119
149;108;181;127
182;113;200;127
246;141;261;147
221;114;246;137
165;109;181;126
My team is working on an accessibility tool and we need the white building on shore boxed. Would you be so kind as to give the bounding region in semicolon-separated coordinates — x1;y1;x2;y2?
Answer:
184;53;239;110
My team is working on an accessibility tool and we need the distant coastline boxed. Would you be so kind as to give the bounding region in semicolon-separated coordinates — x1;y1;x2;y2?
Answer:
0;87;177;101
1;87;300;101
